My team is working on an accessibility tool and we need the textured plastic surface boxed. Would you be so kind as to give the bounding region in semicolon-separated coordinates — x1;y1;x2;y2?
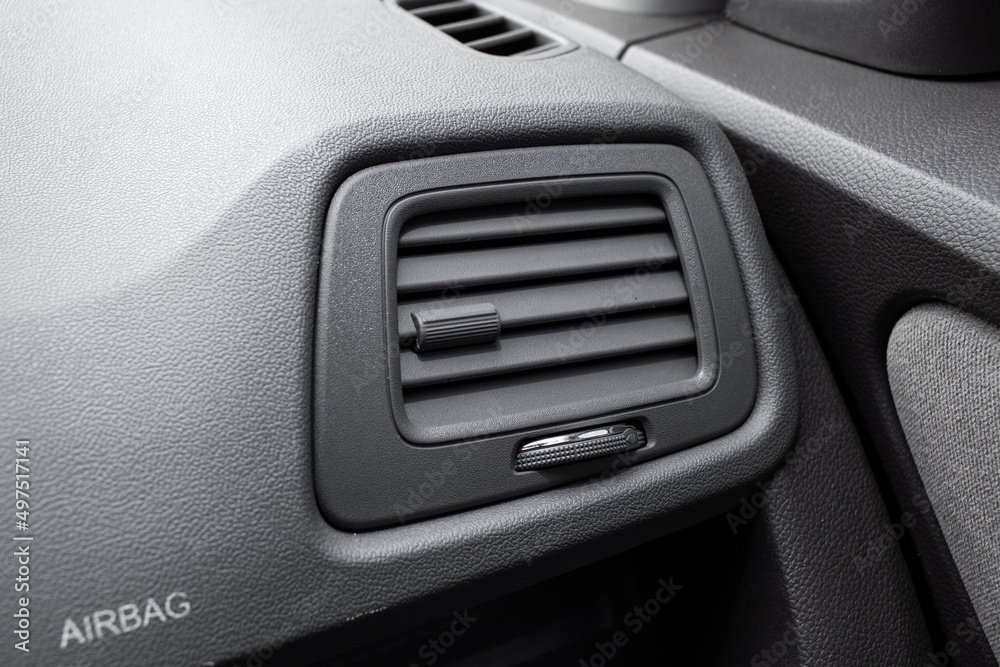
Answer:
492;0;713;57
732;274;933;665
576;0;725;15
515;424;646;471
732;0;1000;76
0;1;797;663
315;146;758;527
624;24;1000;665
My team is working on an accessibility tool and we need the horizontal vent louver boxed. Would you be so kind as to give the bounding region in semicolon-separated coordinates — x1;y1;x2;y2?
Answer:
395;193;700;410
395;0;573;58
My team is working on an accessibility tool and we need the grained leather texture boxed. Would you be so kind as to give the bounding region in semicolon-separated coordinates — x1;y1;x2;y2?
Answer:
710;272;933;666
758;280;932;666
624;25;1000;666
732;0;1000;75
0;1;798;665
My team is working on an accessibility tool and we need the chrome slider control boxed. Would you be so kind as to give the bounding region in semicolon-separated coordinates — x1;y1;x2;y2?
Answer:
514;424;646;471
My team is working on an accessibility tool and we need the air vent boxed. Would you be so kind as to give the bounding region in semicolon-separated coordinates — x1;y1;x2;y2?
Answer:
395;1;576;59
392;188;704;437
316;146;755;526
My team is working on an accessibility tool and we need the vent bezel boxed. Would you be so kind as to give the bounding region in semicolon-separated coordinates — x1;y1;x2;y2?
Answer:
314;144;756;529
385;174;718;444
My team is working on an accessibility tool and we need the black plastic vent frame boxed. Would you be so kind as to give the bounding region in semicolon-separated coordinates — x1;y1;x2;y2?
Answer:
394;0;576;59
393;189;703;439
315;145;757;528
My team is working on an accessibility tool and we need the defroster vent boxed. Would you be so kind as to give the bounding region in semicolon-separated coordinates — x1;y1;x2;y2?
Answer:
394;0;576;59
391;186;706;439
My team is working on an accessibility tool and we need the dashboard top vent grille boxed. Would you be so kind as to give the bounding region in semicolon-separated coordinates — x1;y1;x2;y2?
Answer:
395;0;576;59
390;185;707;440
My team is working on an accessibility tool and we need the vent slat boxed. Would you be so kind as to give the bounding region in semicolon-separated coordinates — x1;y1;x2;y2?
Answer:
410;1;475;20
464;27;534;52
400;310;694;388
399;196;665;248
438;14;505;40
403;350;700;431
395;188;700;430
397;232;677;294
513;42;559;57
398;0;571;59
398;270;688;343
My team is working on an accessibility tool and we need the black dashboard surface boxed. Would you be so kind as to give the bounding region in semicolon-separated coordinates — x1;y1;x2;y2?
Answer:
1;1;797;664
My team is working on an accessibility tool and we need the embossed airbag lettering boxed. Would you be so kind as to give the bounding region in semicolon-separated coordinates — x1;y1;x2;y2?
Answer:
59;591;190;650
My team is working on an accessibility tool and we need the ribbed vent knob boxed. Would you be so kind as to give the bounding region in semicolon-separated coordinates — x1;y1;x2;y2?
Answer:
412;303;500;352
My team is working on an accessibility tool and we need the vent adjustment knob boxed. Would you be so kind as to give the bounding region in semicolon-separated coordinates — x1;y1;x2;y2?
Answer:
412;303;500;352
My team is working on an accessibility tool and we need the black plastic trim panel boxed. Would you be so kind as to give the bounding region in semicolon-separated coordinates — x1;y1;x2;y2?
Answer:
621;25;1000;666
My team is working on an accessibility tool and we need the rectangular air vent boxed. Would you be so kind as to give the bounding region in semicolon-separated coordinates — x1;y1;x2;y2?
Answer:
316;147;754;526
395;0;575;59
392;189;704;438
